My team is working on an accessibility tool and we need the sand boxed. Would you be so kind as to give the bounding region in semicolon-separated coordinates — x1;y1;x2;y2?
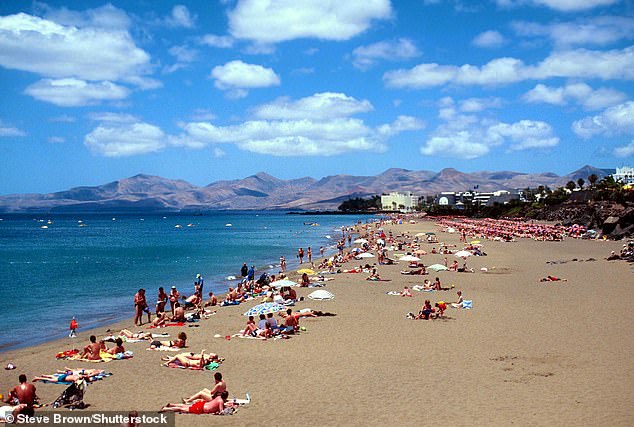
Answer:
1;219;633;426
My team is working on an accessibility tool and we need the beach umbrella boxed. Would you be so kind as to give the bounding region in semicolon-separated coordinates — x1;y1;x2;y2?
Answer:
356;252;375;259
243;302;285;316
398;255;421;262
470;240;481;244
308;290;335;300
454;250;472;258
415;232;427;237
428;264;448;271
446;228;456;233
425;232;436;235
353;238;368;244
273;278;299;287
297;268;316;275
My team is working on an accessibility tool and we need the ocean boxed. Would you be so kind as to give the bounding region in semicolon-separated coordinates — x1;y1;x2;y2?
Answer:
0;211;374;351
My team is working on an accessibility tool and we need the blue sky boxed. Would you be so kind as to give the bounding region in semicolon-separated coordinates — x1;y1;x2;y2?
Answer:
0;0;633;194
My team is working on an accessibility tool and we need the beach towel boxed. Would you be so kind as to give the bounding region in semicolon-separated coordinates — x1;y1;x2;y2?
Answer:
232;333;266;340
462;300;473;309
147;346;180;351
147;322;185;329
56;349;80;359
164;361;220;371
65;351;133;362
386;291;401;296
35;372;112;385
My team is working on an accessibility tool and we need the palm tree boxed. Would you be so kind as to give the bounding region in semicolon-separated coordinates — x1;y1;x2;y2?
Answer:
566;181;576;192
588;174;598;188
577;177;585;189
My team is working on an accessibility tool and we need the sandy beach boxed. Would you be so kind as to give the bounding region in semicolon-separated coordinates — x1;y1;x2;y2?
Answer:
1;218;633;426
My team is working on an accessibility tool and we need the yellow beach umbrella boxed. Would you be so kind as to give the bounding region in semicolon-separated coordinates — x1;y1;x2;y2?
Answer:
297;268;316;275
470;240;481;244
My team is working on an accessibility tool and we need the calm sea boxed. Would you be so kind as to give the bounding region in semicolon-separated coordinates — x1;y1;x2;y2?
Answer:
0;211;373;351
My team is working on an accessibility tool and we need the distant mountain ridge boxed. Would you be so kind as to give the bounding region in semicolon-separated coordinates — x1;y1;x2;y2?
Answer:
0;166;613;213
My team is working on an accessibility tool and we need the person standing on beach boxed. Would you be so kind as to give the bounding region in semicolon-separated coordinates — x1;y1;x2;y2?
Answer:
240;263;248;278
134;289;151;326
195;274;204;294
69;317;78;338
280;255;286;273
320;246;325;257
307;247;312;265
156;287;168;315
169;286;180;316
298;247;304;264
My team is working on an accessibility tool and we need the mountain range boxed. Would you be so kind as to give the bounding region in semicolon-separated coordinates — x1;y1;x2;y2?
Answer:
0;165;613;213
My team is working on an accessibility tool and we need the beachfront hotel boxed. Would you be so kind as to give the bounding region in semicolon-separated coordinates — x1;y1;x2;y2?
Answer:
612;166;634;185
381;192;422;212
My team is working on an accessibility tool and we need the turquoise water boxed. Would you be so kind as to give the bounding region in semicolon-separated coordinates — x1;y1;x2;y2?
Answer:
0;212;372;351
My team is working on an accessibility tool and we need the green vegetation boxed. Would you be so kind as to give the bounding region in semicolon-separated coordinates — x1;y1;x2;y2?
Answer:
338;195;381;212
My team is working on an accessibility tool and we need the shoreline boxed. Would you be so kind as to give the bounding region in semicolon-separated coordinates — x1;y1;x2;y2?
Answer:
1;218;632;425
0;213;364;353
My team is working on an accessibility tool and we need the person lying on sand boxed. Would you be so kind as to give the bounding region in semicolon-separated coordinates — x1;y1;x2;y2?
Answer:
119;329;152;340
400;268;426;275
32;368;104;383
150;332;187;349
540;276;567;282
401;286;413;297
162;350;220;368
161;391;233;414
183;372;226;404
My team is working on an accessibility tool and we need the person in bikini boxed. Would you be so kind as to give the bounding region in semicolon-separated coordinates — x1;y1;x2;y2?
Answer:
162;350;220;368
160;391;233;414
150;331;187;349
183;372;226;404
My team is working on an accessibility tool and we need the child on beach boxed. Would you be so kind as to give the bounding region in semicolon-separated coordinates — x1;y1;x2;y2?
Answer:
69;317;78;338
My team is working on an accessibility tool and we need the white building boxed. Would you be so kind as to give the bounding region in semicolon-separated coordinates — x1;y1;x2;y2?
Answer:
613;166;634;185
381;192;421;212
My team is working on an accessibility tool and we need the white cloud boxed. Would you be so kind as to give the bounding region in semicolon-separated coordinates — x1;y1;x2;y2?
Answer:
169;92;418;157
0;12;152;84
377;115;426;136
25;78;129;107
211;60;280;98
572;101;634;139
614;140;634;158
165;5;196;28
523;83;626;110
37;3;131;30
495;0;619;12
253;92;373;120
384;46;634;88
200;34;234;48
84;122;166;157
213;147;226;158
228;0;392;43
164;45;197;74
0;120;26;137
512;16;634;47
420;98;558;158
472;30;506;48
458;97;503;112
352;38;420;70
191;109;217;121
48;136;65;143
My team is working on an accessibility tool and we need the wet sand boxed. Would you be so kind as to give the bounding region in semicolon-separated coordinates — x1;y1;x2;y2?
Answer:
1;219;632;426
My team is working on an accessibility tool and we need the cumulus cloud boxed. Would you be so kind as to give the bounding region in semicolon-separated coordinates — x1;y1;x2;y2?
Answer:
36;3;131;30
512;16;634;47
253;92;373;120
472;30;506;48
458;97;503;112
84;121;166;157
352;38;420;70
420;97;559;158
495;0;619;12
169;92;421;157
0;120;26;137
523;83;626;110
25;79;130;107
213;147;226;158
572;101;634;139
614;141;634;158
48;136;65;144
165;5;196;28
164;44;197;74
210;60;280;98
227;0;392;43
384;46;634;88
87;112;139;123
200;34;234;48
0;12;152;83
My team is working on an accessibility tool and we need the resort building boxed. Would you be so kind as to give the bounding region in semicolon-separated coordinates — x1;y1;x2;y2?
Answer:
433;190;524;208
381;192;422;212
612;166;634;185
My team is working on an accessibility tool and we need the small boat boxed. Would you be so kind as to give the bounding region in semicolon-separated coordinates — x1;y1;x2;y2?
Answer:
225;223;232;227
187;223;194;227
79;224;87;227
175;224;182;228
41;225;48;229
